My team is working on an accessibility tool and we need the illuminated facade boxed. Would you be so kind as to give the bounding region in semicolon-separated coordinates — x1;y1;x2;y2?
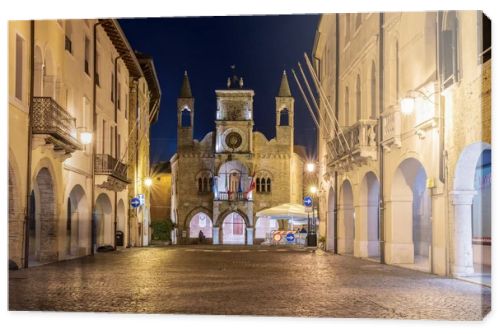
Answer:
314;11;491;277
171;71;304;244
8;19;160;268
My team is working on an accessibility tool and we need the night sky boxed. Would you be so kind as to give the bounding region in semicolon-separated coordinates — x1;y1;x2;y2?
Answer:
119;14;319;164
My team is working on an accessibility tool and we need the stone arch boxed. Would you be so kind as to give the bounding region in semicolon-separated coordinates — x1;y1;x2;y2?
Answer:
326;186;336;251
218;209;249;245
95;193;113;247
185;207;213;240
338;179;354;255
357;171;380;258
386;157;431;270
31;167;57;264
451;142;491;276
67;184;88;256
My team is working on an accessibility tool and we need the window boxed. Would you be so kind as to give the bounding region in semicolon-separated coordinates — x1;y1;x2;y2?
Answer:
117;134;121;160
125;94;128;119
478;12;491;63
111;72;115;102
198;178;202;192
344;86;350;126
256;178;261;192
95;52;100;86
370;62;377;119
256;177;272;193
84;37;90;75
181;108;191;127
117;81;121;110
279;108;290;126
266;178;271;193
64;21;72;54
102;120;106;154
15;34;24;101
110;126;114;157
440;11;459;88
395;41;399;100
356;75;361;121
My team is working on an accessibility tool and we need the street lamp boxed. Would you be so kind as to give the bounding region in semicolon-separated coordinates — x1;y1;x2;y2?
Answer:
400;97;415;115
144;177;153;187
77;127;93;145
306;162;316;173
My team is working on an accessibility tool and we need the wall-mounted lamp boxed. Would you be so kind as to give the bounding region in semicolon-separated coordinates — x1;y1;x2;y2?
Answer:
400;89;436;116
77;127;93;145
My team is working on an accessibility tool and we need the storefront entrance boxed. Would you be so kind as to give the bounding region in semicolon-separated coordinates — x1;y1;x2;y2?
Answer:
222;212;246;244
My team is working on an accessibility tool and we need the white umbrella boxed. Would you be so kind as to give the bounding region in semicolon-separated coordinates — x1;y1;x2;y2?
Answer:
256;203;309;221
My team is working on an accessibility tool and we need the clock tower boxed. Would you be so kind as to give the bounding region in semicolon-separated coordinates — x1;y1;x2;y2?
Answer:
214;69;254;155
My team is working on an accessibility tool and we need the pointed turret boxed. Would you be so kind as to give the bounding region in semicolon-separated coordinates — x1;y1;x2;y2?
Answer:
179;70;192;98
277;70;292;97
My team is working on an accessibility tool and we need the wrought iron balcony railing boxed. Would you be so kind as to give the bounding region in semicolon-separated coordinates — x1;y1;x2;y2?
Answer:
95;154;129;183
327;119;378;169
215;191;250;202
32;96;82;152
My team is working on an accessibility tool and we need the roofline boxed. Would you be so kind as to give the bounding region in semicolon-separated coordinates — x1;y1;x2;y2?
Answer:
99;19;143;78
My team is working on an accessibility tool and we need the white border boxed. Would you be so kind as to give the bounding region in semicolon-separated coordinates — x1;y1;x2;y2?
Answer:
1;1;498;333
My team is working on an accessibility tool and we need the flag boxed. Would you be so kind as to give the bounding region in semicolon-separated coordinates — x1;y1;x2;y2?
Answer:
246;171;256;195
238;172;243;193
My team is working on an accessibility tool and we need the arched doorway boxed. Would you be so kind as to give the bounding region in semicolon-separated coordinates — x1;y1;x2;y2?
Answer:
95;193;113;247
451;142;491;277
188;212;213;240
31;167;57;265
358;172;380;259
338;180;354;255
326;186;336;251
388;158;431;271
222;212;246;245
67;185;88;256
255;217;278;240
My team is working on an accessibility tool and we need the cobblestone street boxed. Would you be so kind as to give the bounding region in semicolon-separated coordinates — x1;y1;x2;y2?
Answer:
9;246;491;320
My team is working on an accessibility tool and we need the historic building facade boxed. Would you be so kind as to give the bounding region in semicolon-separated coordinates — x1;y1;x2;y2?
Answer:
171;71;304;244
313;11;491;277
8;19;160;268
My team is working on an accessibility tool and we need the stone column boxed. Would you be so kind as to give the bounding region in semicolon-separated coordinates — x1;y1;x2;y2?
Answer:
450;190;476;276
384;197;414;264
212;226;220;245
246;227;254;245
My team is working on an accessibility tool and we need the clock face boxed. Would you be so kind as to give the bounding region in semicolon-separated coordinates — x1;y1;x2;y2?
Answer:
225;132;243;150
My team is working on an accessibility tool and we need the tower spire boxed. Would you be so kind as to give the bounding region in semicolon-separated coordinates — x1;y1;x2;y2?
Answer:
179;70;192;98
278;70;292;97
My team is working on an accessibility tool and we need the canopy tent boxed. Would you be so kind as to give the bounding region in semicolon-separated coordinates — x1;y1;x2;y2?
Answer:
256;203;309;221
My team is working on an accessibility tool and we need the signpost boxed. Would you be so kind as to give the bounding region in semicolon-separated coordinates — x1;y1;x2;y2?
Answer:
304;196;317;247
130;197;140;208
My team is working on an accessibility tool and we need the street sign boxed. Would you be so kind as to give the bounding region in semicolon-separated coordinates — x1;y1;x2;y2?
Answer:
130;197;140;208
138;194;145;206
286;233;295;242
305;206;313;213
304;196;313;207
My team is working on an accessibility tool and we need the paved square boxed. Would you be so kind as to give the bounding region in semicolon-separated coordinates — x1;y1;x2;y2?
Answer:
9;246;491;320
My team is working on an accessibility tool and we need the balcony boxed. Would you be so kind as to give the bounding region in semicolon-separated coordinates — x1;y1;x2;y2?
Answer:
32;97;82;154
95;154;129;191
215;191;250;202
327;119;378;171
381;105;402;151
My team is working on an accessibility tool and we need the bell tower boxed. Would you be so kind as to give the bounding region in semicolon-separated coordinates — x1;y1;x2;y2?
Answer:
177;71;194;148
276;70;294;149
